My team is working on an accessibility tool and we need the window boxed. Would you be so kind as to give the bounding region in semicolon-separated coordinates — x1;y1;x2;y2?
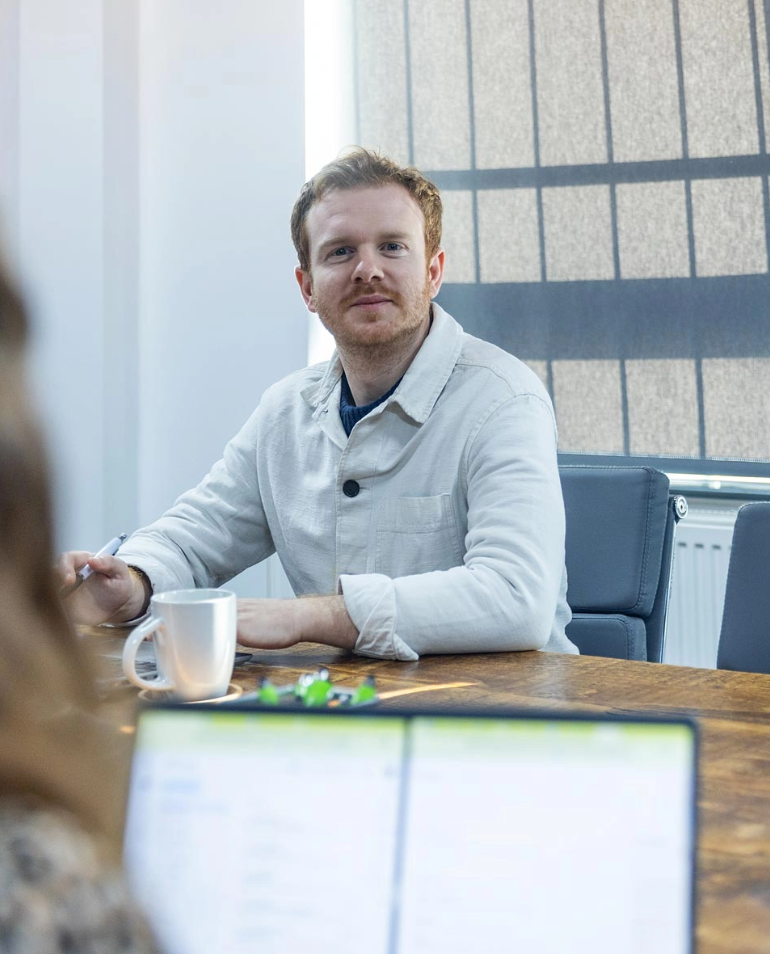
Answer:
350;0;770;477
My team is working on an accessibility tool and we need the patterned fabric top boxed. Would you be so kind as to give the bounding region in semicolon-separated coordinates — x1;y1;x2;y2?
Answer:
0;801;159;954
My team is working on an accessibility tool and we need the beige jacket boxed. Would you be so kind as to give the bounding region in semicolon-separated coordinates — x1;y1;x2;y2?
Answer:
120;305;576;660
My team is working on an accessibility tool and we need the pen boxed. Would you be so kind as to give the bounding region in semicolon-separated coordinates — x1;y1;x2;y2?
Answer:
60;533;128;598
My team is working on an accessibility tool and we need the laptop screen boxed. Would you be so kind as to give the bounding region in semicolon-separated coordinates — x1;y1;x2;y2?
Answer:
124;707;696;954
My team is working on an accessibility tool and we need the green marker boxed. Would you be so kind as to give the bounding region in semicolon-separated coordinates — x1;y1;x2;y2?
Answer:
258;677;280;705
294;672;313;701
351;675;376;705
304;667;332;707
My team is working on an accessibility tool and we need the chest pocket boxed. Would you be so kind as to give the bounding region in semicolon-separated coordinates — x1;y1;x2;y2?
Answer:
375;494;462;578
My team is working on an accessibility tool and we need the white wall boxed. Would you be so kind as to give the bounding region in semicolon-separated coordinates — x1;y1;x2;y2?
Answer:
304;0;356;365
0;0;19;255
16;0;107;551
0;0;307;596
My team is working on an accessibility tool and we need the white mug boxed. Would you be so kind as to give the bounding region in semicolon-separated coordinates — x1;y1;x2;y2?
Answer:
122;589;237;702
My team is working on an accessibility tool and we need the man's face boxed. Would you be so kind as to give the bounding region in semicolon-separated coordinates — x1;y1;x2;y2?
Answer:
295;184;444;355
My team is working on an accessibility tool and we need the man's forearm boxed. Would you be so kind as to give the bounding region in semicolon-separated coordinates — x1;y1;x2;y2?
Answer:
293;595;359;648
236;595;359;650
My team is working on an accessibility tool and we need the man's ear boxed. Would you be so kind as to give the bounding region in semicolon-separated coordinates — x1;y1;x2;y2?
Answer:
428;248;445;298
295;266;316;312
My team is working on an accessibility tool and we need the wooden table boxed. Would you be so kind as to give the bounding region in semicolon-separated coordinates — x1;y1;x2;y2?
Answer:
89;634;770;954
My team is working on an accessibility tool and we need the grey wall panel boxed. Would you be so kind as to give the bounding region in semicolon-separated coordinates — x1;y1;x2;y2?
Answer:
477;188;541;283
626;358;700;456
604;0;683;161
552;359;624;452
534;0;607;166
409;0;471;170
355;0;410;164
756;0;770;152
470;0;535;169
441;190;477;283
702;358;770;458
691;176;768;276
679;0;759;158
616;181;690;279
542;184;614;281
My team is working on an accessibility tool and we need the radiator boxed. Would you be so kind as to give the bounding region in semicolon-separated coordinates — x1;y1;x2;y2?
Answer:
663;504;738;668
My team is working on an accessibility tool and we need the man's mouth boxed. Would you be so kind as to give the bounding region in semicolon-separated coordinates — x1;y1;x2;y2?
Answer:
350;295;392;307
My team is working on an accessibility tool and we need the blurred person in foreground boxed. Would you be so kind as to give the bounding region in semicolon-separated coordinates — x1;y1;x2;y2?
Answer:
0;251;158;953
59;148;577;660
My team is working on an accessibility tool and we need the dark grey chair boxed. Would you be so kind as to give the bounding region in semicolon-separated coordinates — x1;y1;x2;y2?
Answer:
560;465;687;662
716;502;770;674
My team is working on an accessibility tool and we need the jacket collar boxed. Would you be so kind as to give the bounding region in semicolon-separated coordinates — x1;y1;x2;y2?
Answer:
300;303;464;427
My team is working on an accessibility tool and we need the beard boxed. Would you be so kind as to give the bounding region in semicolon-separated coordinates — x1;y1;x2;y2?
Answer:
313;276;433;363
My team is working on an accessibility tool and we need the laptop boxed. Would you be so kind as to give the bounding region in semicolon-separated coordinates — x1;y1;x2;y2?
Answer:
124;705;697;954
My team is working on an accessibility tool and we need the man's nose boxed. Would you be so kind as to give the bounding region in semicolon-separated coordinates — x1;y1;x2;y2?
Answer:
353;251;383;283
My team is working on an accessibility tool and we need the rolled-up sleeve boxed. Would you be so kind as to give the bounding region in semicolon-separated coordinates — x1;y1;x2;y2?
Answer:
340;394;565;657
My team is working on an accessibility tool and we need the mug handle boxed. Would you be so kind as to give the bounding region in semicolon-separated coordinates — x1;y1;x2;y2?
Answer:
122;614;175;691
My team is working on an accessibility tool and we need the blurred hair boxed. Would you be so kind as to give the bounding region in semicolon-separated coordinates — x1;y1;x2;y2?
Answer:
290;146;443;272
0;251;125;863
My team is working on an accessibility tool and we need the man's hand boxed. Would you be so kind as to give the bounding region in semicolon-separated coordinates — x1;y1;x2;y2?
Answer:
237;596;359;650
55;552;149;625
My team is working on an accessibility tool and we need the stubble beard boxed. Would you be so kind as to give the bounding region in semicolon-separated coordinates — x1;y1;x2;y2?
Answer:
315;277;433;369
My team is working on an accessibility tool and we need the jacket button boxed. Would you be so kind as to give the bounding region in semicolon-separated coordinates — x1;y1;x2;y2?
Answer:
343;479;360;498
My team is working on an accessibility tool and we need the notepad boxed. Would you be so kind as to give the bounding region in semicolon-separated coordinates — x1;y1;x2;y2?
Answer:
124;706;696;954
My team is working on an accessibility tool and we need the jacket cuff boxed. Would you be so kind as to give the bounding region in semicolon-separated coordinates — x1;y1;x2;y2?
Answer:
337;573;419;661
115;551;184;603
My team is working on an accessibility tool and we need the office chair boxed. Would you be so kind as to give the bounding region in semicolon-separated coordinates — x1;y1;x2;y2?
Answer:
560;465;687;662
716;502;770;674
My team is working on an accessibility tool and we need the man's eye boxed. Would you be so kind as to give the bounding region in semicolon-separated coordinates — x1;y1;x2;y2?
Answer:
384;242;404;252
331;247;351;257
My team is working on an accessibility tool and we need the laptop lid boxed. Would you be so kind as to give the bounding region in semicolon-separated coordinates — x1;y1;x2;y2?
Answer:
124;705;697;954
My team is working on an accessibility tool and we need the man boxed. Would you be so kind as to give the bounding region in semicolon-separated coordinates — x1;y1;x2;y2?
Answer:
59;149;577;659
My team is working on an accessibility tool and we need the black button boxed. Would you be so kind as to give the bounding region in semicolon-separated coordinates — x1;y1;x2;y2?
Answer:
343;480;360;498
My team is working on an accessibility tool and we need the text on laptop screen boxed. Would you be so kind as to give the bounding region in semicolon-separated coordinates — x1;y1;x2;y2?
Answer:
124;709;696;954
